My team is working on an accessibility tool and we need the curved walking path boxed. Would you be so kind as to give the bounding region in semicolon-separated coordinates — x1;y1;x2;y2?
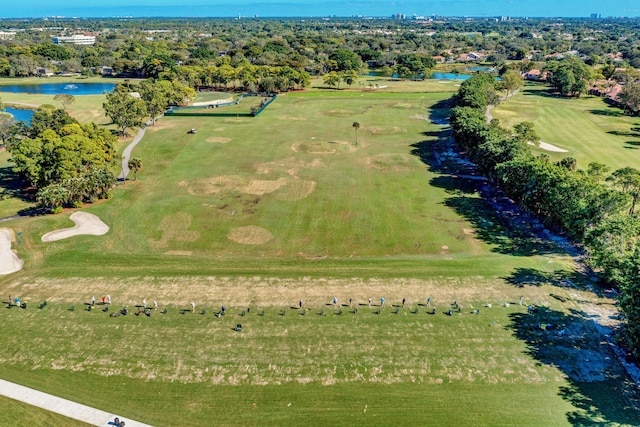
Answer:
118;126;147;180
0;378;153;426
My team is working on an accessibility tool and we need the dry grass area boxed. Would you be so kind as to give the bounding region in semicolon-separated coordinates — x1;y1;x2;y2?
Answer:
253;157;325;176
227;225;274;245
6;275;604;311
186;175;316;201
276;178;316;201
205;136;232;144
363;125;406;135
148;213;200;248
186;175;248;196
243;178;289;195
365;154;417;172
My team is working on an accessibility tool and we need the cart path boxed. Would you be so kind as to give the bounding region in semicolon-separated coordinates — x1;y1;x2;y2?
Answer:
118;126;147;180
0;378;153;427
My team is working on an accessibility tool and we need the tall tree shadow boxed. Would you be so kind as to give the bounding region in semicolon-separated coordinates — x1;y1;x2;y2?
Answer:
508;307;640;425
410;128;567;256
502;267;599;293
0;165;30;201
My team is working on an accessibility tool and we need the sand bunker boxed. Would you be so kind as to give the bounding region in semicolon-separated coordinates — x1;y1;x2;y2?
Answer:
41;212;109;242
227;225;273;245
0;229;23;274
206;137;231;144
530;141;569;153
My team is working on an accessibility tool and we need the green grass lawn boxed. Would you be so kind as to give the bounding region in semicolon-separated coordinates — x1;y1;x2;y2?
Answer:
0;83;639;425
491;83;640;170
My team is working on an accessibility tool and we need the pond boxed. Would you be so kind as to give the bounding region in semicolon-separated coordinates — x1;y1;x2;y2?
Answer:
4;107;34;125
0;82;116;95
368;71;473;80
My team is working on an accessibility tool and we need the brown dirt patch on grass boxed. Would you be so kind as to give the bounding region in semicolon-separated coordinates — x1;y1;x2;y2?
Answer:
276;179;317;201
291;142;336;154
227;225;274;245
243;178;289;195
188;176;248;196
365;154;416;172
364;126;406;135
206;137;231;144
164;250;193;256
324;109;354;117
277;115;308;121
149;213;200;248
254;158;326;176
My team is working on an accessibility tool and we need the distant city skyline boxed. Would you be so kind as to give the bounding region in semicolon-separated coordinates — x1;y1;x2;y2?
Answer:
2;0;639;19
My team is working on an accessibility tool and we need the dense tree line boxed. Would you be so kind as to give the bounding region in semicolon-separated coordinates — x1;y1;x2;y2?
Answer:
450;74;640;357
1;17;639;81
7;108;117;212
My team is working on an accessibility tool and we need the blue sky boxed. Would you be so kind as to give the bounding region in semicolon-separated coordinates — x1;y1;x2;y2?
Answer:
3;0;639;18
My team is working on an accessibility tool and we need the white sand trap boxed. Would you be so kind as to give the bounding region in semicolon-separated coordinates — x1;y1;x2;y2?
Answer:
42;212;109;242
529;141;569;153
0;229;23;274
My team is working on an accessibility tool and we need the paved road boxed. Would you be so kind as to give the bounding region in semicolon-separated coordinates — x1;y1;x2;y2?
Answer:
0;378;153;427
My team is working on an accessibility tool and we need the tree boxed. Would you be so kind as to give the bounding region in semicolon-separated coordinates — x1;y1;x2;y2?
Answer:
342;70;358;87
619;81;640;116
352;121;360;146
328;49;361;72
139;81;168;125
103;86;147;137
545;57;594;97
0;112;16;144
53;94;75;111
501;70;524;97
128;157;142;181
586;162;610;182
323;71;340;88
513;121;538;144
608;167;640;214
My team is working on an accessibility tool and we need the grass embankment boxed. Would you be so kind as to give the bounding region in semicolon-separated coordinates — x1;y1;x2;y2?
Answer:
0;82;639;425
491;84;640;170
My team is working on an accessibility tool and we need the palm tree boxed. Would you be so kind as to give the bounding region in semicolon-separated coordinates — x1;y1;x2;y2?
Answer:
128;157;142;181
352;121;360;146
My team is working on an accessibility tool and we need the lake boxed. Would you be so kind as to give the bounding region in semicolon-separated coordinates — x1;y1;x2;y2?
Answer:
368;71;473;80
4;107;34;125
0;82;116;95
